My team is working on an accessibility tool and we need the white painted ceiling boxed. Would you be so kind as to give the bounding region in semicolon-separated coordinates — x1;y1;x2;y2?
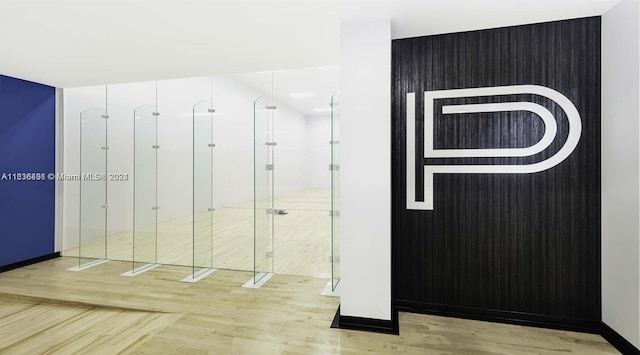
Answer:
344;0;620;39
0;0;620;88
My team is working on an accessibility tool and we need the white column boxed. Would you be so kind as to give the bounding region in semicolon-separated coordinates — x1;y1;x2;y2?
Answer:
602;0;640;348
339;20;392;320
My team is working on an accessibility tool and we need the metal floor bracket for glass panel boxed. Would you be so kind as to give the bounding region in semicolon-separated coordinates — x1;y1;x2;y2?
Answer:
242;272;273;288
181;268;217;283
120;263;160;277
67;259;109;272
321;279;340;297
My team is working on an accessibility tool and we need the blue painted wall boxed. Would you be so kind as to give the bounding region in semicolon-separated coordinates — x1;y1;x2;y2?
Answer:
0;75;55;267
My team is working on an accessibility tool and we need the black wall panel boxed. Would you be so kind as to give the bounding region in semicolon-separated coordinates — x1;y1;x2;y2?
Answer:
392;17;601;327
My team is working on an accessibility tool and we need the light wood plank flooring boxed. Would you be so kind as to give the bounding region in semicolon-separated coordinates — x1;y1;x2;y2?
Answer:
65;188;336;278
0;258;619;354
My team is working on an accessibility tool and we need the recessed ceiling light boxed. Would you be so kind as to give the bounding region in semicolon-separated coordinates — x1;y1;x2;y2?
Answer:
290;92;315;98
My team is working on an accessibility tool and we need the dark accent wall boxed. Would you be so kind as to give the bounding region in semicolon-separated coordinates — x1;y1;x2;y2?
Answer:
392;17;601;328
0;75;56;267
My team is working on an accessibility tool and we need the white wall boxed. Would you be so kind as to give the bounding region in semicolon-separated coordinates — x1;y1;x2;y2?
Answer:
273;104;309;196
208;76;254;209
306;115;331;189
602;0;640;348
340;20;392;321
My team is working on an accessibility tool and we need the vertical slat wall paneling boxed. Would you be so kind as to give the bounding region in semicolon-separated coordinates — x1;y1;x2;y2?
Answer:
391;17;601;329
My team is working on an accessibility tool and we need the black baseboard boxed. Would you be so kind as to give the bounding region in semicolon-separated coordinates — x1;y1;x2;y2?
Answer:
330;307;341;329
601;322;640;355
331;305;399;335
0;252;60;274
395;300;602;334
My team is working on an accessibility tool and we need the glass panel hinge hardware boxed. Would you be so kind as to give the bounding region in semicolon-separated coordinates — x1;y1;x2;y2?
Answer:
208;208;216;212
152;145;160;149
101;115;110;119
265;142;277;146
101;146;109;150
265;105;277;110
329;210;340;217
208;108;215;113
101;204;110;209
329;164;340;171
266;164;274;171
152;112;160;116
152;206;160;210
208;143;216;148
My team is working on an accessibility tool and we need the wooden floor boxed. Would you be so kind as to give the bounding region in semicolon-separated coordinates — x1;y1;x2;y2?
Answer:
0;258;619;354
65;188;336;279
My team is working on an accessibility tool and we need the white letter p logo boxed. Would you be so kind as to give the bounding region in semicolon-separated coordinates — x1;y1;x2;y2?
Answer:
407;85;582;210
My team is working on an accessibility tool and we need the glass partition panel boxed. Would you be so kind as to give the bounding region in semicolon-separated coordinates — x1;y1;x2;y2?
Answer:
272;104;331;279
192;100;214;277
331;91;341;290
155;79;192;267
79;107;107;267
133;104;158;272
105;81;155;263
254;96;272;282
211;77;253;272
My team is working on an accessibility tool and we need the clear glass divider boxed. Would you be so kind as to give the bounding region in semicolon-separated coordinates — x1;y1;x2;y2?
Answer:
131;104;158;274
253;96;272;283
331;91;341;291
191;100;215;279
78;107;108;268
